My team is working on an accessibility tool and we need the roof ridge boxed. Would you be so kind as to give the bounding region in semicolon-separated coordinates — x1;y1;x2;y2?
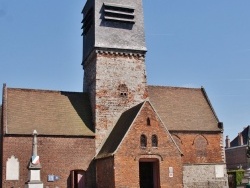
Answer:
7;87;85;94
148;85;201;90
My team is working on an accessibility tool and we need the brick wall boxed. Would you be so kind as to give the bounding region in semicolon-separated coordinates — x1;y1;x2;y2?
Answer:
2;136;95;188
83;52;148;150
225;145;247;170
96;157;115;188
172;132;224;164
171;132;228;187
96;102;183;188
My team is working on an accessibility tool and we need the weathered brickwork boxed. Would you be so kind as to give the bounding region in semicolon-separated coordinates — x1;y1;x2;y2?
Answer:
83;52;148;150
96;157;115;188
96;102;183;188
171;132;228;187
116;102;182;188
83;51;97;120
225;146;247;169
172;132;224;164
2;136;95;188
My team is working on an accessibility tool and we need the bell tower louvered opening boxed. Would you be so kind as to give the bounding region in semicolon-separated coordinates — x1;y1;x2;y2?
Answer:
103;3;135;24
82;7;94;35
81;0;146;60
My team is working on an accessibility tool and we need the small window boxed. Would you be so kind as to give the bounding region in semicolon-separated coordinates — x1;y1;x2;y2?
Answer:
147;117;150;126
140;134;147;147
152;135;158;147
118;84;128;97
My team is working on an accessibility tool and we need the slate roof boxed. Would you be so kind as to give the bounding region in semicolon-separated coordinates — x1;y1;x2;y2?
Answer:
230;125;250;147
3;88;94;136
96;102;144;159
148;86;221;132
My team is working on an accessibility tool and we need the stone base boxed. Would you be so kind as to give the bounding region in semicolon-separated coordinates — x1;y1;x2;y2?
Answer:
183;164;228;188
25;181;43;188
29;169;41;181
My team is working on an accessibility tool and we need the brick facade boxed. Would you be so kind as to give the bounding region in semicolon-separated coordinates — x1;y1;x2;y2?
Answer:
96;157;115;188
172;133;228;187
172;133;224;164
96;102;183;188
225;146;247;170
1;136;95;188
225;126;250;170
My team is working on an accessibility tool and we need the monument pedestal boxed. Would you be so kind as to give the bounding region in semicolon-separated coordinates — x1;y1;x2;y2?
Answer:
25;130;43;188
25;181;43;188
25;166;43;188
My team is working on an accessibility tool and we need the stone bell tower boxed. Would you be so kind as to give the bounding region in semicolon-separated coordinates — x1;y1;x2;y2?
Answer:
81;0;148;151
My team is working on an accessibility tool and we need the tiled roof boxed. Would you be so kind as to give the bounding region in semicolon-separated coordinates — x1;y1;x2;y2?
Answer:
96;102;144;159
4;88;94;136
148;86;221;131
3;85;220;135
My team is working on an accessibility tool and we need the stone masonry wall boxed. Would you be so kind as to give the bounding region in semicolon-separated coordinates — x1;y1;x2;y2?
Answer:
83;51;148;151
2;136;95;188
183;164;228;188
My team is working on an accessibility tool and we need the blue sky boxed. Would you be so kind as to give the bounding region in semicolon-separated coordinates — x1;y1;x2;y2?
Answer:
0;0;250;141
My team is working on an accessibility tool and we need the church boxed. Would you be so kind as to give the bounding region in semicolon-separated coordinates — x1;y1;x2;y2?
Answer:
0;0;228;187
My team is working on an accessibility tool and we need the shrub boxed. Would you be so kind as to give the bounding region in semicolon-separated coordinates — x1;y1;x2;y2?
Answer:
228;169;245;186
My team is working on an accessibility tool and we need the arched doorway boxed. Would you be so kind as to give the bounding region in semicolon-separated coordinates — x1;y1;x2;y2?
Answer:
139;158;160;188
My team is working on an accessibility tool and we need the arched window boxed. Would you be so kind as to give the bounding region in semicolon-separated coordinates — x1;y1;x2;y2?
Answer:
140;134;147;147
6;155;19;180
147;117;151;126
194;135;208;157
152;135;158;147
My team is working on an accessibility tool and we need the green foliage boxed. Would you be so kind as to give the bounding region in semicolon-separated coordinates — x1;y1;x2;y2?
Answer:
228;169;245;186
236;170;245;185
